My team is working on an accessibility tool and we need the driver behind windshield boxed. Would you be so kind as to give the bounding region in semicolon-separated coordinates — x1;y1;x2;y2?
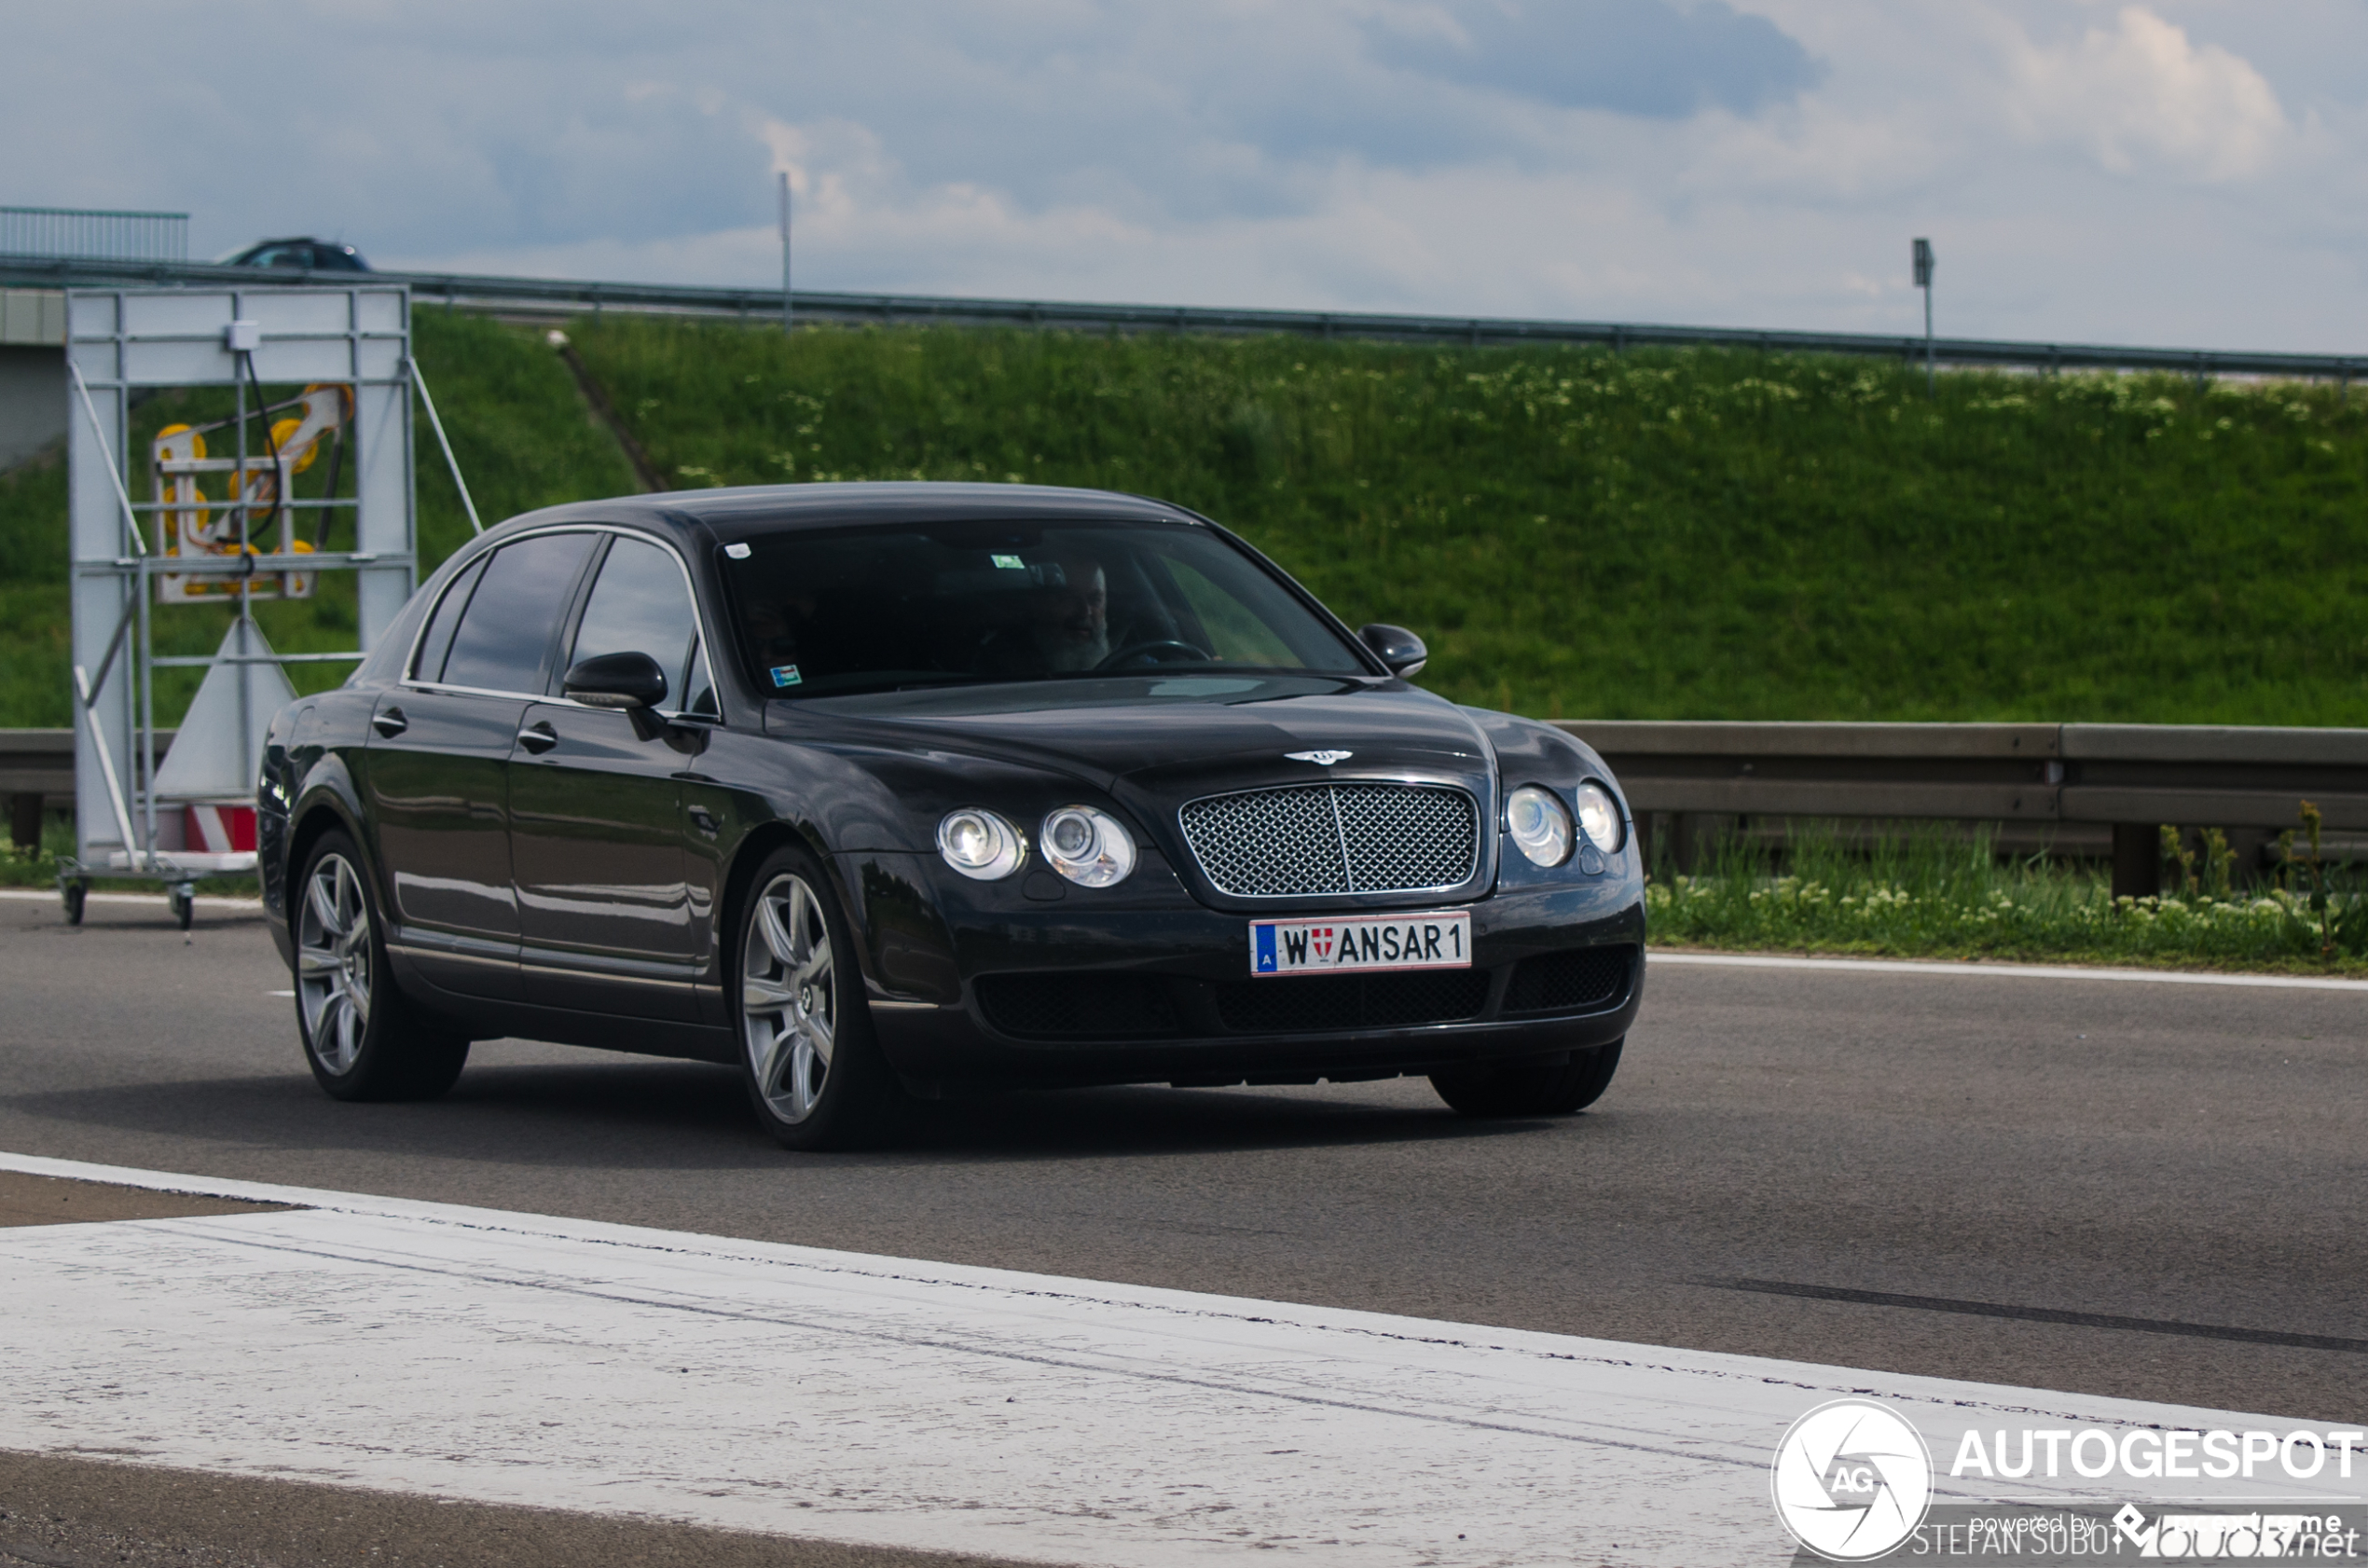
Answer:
975;555;1109;676
1032;555;1108;672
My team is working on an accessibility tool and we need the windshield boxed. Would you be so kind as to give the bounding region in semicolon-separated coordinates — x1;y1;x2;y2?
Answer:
723;519;1371;698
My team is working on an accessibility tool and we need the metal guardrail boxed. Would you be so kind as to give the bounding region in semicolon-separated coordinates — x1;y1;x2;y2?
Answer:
5;728;78;849
1557;721;2368;896
2;252;2359;382
2;728;79;801
9;723;2362;894
2;728;174;849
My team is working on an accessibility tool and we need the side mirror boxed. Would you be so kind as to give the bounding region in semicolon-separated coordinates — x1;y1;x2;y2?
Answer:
564;651;668;710
1358;624;1427;679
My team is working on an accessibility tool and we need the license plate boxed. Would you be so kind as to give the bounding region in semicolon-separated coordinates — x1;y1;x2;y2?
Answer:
1248;912;1472;976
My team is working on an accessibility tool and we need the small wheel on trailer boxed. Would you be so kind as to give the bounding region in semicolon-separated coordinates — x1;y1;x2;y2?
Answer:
169;883;196;930
62;879;87;927
294;831;470;1101
1430;1038;1624;1118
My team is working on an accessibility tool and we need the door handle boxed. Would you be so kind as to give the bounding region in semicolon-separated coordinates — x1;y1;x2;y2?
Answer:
516;721;558;754
371;708;407;738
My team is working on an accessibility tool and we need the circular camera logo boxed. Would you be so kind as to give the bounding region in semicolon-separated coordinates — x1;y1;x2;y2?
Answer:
1770;1399;1934;1561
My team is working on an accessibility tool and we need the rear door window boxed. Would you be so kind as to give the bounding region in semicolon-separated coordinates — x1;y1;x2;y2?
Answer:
410;555;489;683
436;531;598;695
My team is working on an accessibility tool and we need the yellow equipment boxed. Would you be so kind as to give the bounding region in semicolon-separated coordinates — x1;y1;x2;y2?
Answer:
151;381;349;602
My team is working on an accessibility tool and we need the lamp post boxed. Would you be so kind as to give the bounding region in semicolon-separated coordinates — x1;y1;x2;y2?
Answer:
791;172;809;338
1911;237;1934;397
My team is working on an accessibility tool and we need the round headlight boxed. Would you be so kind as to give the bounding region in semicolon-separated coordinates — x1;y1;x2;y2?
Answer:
1573;781;1625;853
1506;785;1573;868
1040;805;1136;887
937;808;1026;880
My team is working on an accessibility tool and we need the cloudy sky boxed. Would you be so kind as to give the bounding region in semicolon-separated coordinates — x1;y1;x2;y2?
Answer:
11;1;2367;351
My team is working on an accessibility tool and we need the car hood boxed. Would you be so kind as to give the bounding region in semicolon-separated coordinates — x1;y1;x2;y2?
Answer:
774;677;1488;790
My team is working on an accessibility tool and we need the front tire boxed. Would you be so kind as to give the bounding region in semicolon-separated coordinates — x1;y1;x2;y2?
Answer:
734;847;901;1150
1430;1038;1622;1118
294;832;468;1102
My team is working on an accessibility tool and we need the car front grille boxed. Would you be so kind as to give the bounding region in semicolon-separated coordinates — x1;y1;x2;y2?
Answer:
1177;782;1480;898
1503;944;1635;1014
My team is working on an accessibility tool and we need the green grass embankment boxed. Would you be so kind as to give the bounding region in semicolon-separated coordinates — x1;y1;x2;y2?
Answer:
569;317;2368;725
7;311;2363;729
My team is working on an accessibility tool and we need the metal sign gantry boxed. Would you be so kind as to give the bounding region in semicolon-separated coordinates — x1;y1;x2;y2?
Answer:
63;285;416;925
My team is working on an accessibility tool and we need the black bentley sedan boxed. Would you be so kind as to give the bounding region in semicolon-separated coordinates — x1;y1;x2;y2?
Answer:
260;484;1645;1148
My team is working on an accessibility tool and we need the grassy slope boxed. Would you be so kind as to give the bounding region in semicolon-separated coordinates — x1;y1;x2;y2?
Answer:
571;318;2368;723
0;310;634;728
7;310;2365;728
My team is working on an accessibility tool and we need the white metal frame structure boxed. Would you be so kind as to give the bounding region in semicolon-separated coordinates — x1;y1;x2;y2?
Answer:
63;285;415;923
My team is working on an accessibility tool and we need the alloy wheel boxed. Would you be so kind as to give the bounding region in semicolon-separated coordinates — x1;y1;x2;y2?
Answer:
741;872;836;1123
297;852;374;1073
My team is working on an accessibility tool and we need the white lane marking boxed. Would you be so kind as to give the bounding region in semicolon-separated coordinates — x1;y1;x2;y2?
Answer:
0;1151;2340;1568
265;989;294;997
0;887;264;910
1649;949;2368;992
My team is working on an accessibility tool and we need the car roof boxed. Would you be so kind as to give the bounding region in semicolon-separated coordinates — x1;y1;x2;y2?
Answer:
484;482;1204;545
219;237;365;259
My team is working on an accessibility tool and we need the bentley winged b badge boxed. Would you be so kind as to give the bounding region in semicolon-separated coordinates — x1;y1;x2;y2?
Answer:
1285;750;1354;765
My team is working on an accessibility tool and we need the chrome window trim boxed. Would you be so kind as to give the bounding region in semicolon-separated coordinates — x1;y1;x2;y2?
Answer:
397;523;726;722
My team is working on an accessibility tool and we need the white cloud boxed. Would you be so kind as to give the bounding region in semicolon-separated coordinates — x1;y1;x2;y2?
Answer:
2005;6;2288;179
5;0;2364;351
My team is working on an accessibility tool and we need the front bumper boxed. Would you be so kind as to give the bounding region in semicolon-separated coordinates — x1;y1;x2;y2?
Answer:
842;852;1646;1090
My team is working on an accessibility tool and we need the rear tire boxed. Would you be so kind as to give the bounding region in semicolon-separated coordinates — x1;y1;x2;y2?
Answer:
733;846;902;1150
294;831;469;1102
1431;1038;1622;1118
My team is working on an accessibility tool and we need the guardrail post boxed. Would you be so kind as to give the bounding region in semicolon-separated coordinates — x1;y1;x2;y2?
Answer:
2110;822;2159;900
2226;827;2276;889
9;791;39;851
1668;812;1732;874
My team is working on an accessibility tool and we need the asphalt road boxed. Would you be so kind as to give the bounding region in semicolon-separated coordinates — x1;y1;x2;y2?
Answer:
4;893;2361;1430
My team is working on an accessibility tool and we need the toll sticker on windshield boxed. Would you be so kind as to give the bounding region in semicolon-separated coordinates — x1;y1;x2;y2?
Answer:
1249;912;1471;976
991;554;1026;570
769;664;803;688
